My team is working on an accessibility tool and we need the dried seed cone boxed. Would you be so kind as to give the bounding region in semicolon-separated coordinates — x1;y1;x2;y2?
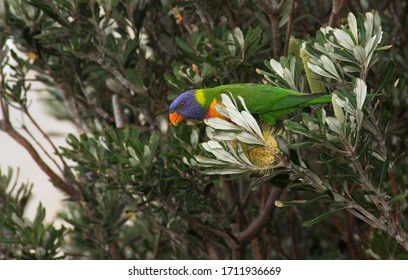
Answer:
300;43;325;93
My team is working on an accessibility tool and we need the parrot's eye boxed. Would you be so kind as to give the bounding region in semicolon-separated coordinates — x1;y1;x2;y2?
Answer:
179;101;186;108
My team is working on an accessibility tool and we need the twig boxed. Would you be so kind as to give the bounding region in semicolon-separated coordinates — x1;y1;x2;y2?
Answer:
90;55;148;96
257;0;287;59
283;0;296;56
388;166;401;229
151;229;162;259
328;0;345;27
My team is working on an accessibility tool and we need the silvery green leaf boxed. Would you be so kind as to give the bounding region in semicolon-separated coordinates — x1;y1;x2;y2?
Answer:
326;132;340;142
128;146;140;162
269;58;284;78
307;121;319;132
354;78;367;110
226;107;252;131
373;11;381;28
205;117;239;130
352;45;366;62
329;52;357;64
290;57;297;77
364;36;375;65
220;93;237;110
143;145;150;158
207;140;223;150
320;55;341;80
241;111;265;141
371;151;386;162
215;103;229;118
195;155;228;165
319;108;326;124
334;29;355;50
190;129;199;149
237;95;250;112
212;131;237;141
211;148;242;165
355;109;364;128
182;156;191;167
227;32;236;56
225;141;240;159
99;136;109;150
320;26;333;35
234;27;245;51
347;13;358;44
313;42;326;53
375;44;392;51
206;126;215;139
283;68;296;90
343;65;361;73
237;143;254;166
364;12;374;42
129;158;139;167
308;62;337;80
236;131;264;145
201;142;212;153
204;169;246;175
324;42;334;53
326;117;342;134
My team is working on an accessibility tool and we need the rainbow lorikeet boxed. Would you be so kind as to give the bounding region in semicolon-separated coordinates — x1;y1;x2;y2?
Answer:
169;83;331;126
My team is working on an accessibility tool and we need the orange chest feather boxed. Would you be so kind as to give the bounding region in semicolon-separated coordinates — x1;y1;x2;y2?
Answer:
205;99;227;119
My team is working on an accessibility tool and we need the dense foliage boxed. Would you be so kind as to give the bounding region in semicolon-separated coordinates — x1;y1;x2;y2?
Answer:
1;0;408;259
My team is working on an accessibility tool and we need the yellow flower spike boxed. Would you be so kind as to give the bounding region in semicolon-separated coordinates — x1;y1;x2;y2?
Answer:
247;125;285;168
300;43;325;93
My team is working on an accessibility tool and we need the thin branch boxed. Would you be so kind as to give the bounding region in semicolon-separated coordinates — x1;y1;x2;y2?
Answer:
90;55;148;96
388;166;401;229
257;0;287;59
328;0;345;27
283;0;296;56
0;98;82;200
236;186;282;244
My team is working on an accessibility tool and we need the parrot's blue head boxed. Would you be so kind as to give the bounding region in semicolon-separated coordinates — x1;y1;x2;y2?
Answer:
169;90;207;126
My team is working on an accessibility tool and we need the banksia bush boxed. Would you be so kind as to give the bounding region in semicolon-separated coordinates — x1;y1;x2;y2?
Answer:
1;0;407;260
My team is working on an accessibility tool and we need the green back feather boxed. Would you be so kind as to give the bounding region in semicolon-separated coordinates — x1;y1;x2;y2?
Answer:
198;83;330;124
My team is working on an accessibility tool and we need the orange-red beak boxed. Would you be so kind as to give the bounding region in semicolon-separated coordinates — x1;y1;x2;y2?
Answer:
169;112;184;126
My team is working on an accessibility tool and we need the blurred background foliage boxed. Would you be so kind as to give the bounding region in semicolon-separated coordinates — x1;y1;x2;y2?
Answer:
0;0;407;259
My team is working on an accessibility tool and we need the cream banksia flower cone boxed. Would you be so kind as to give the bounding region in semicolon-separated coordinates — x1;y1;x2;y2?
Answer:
247;126;285;168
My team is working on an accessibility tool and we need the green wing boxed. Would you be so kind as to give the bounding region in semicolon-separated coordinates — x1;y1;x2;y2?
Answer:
203;83;330;124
